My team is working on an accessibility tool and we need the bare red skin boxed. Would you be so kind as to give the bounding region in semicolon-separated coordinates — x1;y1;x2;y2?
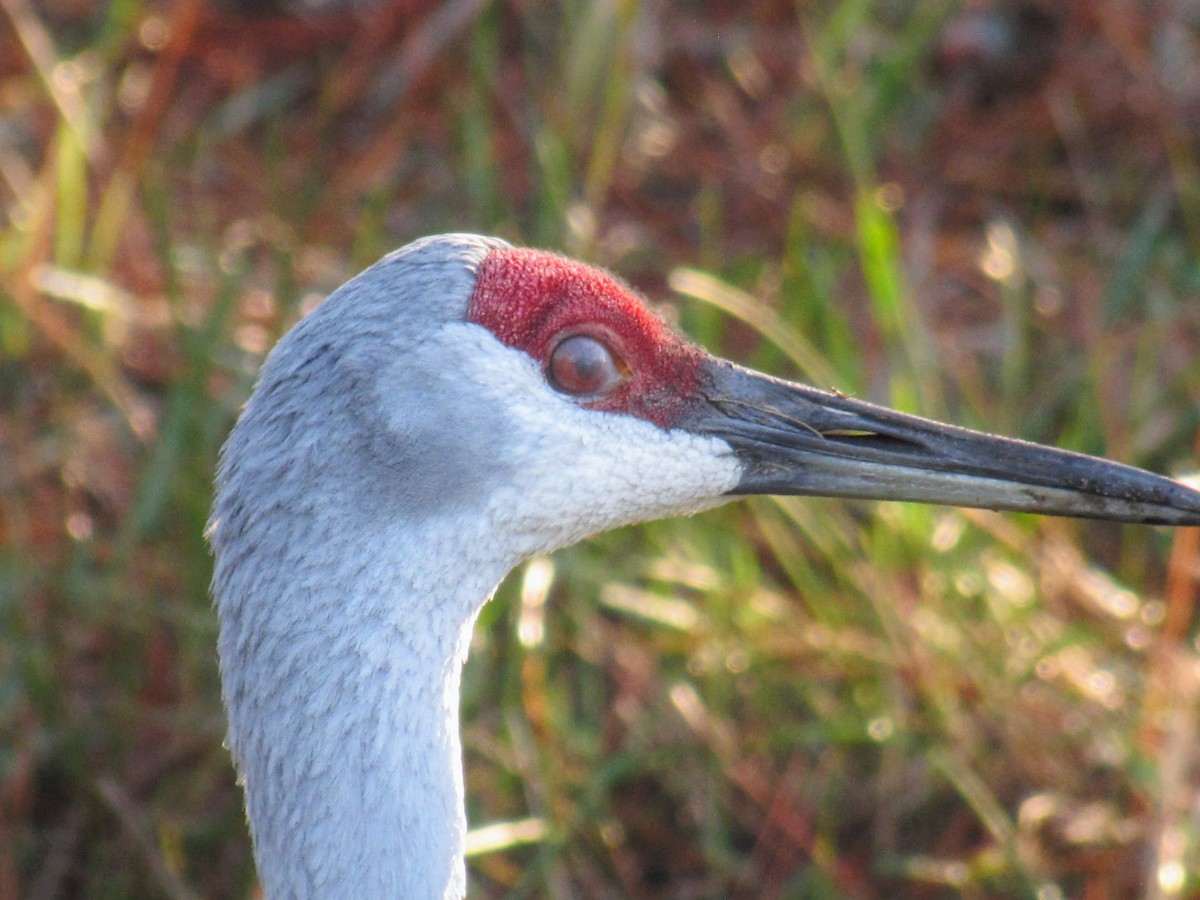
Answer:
468;248;706;429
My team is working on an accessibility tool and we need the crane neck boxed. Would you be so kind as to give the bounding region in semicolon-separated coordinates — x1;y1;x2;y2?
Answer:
216;505;509;898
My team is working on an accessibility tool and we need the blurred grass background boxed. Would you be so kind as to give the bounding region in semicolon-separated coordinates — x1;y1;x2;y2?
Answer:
2;0;1200;897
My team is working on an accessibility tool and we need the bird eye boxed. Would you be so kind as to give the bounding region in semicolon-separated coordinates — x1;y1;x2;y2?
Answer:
548;334;626;397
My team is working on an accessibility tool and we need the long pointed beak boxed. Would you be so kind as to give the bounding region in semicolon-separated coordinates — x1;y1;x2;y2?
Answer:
684;360;1200;526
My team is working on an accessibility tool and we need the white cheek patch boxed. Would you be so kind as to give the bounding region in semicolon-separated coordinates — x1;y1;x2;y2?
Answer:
434;325;744;558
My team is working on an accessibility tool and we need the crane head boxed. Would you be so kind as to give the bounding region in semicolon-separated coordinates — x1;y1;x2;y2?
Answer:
222;233;1200;576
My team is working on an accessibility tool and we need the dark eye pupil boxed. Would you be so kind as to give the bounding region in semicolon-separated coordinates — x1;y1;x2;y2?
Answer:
549;335;623;396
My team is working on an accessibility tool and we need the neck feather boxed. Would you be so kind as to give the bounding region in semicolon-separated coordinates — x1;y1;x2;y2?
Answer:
215;509;507;898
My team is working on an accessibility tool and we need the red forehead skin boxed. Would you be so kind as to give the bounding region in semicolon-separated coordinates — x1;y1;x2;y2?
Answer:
467;248;707;429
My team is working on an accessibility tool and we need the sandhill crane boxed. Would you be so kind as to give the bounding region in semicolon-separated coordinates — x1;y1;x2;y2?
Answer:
209;233;1200;898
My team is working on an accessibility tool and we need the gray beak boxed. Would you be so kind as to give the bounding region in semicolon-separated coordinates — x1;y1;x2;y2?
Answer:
685;360;1200;526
